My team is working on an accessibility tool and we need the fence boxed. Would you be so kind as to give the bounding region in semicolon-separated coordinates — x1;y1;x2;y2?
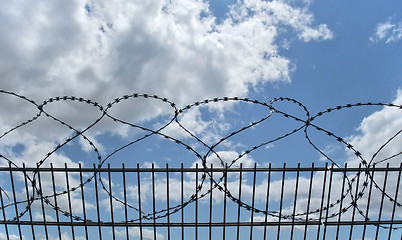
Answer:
1;90;402;239
1;163;401;240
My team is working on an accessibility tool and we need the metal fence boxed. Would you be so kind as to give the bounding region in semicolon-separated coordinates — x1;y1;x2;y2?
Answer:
1;162;401;240
1;91;402;239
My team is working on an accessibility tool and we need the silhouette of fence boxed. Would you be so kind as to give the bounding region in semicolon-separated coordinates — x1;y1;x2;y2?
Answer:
1;163;401;239
0;90;401;239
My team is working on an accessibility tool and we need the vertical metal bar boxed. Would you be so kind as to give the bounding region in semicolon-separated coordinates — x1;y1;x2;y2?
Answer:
108;164;115;240
236;163;243;240
137;163;143;240
222;163;228;240
0;175;10;240
388;162;402;239
323;164;334;239
166;163;170;240
36;163;49;239
263;163;272;240
195;163;199;240
316;162;328;240
23;163;35;240
249;163;257;240
65;163;75;239
50;163;62;240
93;164;102;240
122;164;129;240
181;163;184;240
79;163;89;240
362;164;375;239
209;164;213;240
152;163;156;240
375;163;389;240
303;163;314;240
348;164;361;240
336;163;347;240
277;162;286;240
291;163;300;240
9;162;22;240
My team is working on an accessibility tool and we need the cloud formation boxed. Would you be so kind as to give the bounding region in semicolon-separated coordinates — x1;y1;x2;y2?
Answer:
370;18;402;43
0;0;332;145
346;90;402;167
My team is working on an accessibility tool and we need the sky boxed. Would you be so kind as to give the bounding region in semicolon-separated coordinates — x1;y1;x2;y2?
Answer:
0;0;402;239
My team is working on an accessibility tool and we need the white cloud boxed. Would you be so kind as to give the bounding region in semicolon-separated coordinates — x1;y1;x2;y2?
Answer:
161;108;212;140
370;18;402;43
34;233;86;240
330;91;402;221
0;140;98;224
159;106;235;149
346;90;402;167
122;150;256;209
33;211;55;222
0;0;332;158
0;233;22;240
115;228;164;240
192;150;255;168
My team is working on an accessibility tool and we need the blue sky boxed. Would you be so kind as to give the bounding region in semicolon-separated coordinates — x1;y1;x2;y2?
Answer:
0;0;402;239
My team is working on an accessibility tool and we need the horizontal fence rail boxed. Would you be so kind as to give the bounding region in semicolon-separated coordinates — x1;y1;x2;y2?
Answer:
1;163;401;240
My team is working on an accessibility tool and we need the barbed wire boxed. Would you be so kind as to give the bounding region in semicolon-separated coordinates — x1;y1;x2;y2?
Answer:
0;90;401;229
